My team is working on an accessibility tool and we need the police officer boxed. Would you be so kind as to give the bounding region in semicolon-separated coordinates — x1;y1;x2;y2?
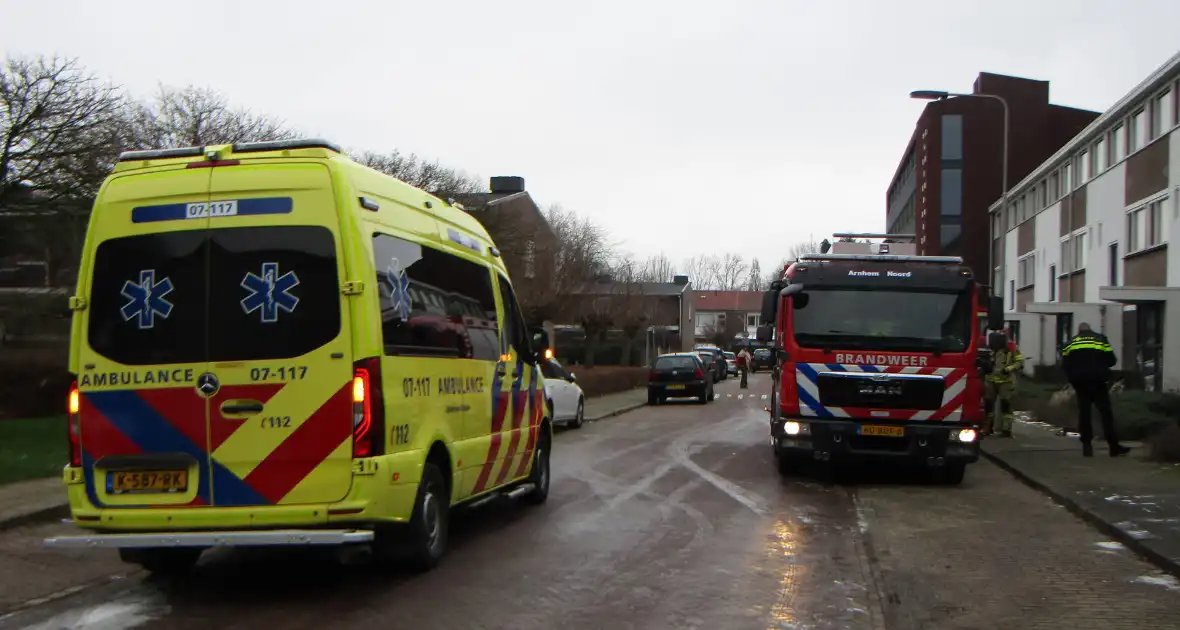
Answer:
983;330;1023;437
1062;322;1131;457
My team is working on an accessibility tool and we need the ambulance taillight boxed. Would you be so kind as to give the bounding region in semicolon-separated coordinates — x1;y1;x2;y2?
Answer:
67;380;81;467
351;358;386;458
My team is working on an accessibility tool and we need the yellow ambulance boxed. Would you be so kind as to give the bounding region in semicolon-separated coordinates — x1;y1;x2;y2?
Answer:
44;139;552;574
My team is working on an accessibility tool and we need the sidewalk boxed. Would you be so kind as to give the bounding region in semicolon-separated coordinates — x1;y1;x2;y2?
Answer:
983;414;1180;577
0;389;652;531
583;387;648;422
0;477;66;532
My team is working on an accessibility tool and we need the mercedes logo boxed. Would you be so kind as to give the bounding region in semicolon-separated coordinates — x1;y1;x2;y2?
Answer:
196;372;220;397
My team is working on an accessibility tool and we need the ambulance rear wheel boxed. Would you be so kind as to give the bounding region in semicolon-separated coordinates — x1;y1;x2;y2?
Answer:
120;547;201;575
523;431;551;505
405;462;449;572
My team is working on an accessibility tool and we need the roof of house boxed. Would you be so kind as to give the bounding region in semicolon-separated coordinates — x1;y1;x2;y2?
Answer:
570;281;688;296
693;290;762;312
454;190;556;238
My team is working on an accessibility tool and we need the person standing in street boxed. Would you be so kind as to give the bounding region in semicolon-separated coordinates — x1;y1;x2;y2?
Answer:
983;330;1023;437
737;347;752;389
1062;322;1131;457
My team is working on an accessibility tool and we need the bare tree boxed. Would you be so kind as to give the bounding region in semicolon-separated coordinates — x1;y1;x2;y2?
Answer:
609;258;649;366
357;150;484;198
716;253;749;291
788;239;823;261
126;85;297;149
746;258;763;291
1;55;125;282
640;253;676;283
683;254;721;290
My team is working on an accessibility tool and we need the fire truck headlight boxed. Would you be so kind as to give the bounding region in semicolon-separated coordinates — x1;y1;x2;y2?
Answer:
785;421;806;436
957;429;978;443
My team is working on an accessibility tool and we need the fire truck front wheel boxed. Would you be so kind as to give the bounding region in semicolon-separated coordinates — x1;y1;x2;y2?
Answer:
933;462;967;485
774;447;803;477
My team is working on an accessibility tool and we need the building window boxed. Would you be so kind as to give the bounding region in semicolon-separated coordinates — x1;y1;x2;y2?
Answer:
1061;230;1087;273
941;115;963;160
940;169;962;216
1017;254;1036;289
1009;279;1015;309
1112;125;1126;163
1129;109;1146;153
1080;150;1091;182
747;314;759;328
1040;182;1048;208
1151;89;1171;139
1109;243;1119;286
1127;197;1167;253
1049;264;1057;301
523;239;536;279
1094;138;1106;172
1050;172;1059;201
1062;165;1071;193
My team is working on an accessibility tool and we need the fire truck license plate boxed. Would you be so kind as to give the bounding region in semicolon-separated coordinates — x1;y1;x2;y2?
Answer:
860;425;905;437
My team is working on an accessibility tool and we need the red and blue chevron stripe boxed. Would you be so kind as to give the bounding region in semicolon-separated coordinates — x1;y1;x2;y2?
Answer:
78;381;349;508
794;363;967;422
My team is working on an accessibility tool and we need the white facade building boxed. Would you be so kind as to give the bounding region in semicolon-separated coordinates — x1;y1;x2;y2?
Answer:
990;50;1180;392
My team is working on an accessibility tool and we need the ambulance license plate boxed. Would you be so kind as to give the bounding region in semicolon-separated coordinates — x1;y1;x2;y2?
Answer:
109;470;188;494
666;384;685;390
859;425;905;437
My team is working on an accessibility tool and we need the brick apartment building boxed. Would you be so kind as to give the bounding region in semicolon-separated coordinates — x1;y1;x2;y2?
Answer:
886;72;1100;282
455;177;557;322
692;290;763;344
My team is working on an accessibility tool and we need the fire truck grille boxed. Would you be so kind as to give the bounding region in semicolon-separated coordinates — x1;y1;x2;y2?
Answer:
816;373;945;410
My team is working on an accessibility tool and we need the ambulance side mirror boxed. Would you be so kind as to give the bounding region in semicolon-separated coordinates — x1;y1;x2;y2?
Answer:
531;327;551;362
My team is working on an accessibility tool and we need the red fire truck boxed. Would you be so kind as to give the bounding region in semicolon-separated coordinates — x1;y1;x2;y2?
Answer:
756;233;1003;484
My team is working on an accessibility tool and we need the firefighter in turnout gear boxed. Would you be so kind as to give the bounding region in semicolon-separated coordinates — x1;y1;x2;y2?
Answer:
983;330;1023;437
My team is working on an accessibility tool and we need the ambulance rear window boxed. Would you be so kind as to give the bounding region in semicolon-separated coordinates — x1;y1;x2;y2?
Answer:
86;226;341;365
87;230;209;366
206;226;341;362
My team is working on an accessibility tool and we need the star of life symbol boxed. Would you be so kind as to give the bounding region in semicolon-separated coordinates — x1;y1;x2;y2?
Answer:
240;262;300;323
385;257;412;321
120;269;174;329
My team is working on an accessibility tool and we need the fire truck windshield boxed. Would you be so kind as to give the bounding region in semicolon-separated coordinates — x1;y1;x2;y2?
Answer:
792;287;973;353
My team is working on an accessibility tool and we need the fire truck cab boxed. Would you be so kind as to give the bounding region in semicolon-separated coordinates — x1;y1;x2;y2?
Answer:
756;233;1004;484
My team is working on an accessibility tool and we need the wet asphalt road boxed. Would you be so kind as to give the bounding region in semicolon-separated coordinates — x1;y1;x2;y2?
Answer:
4;373;1180;630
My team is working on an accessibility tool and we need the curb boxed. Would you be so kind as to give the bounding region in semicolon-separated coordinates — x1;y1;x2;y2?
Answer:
0;503;69;534
981;447;1180;580
587;401;647;423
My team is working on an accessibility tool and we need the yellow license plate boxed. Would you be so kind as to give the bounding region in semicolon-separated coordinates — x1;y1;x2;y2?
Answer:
666;384;686;390
859;425;905;437
110;470;188;494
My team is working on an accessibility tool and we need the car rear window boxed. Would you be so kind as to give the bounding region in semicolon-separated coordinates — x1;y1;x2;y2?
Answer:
86;226;342;365
656;356;697;370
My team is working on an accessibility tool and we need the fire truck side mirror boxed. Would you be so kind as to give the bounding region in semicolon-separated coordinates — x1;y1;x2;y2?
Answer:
760;289;778;323
756;324;773;343
987;295;1004;331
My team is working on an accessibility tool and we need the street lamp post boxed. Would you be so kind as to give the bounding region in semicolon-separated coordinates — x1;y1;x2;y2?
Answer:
910;89;1010;297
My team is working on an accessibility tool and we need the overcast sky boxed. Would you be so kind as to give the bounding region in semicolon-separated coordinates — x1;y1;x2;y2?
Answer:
4;0;1179;274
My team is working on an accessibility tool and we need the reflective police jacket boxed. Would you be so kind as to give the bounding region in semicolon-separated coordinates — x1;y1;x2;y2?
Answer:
1062;332;1117;382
